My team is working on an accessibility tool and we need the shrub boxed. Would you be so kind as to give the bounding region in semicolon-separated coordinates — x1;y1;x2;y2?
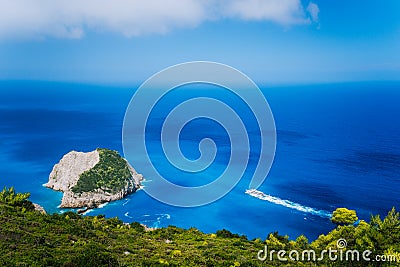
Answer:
331;207;358;225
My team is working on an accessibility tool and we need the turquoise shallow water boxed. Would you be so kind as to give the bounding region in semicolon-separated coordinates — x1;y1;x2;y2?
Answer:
0;80;399;240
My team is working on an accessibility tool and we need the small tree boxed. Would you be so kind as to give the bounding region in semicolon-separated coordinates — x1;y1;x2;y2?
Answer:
331;208;358;225
216;229;240;238
370;207;400;251
0;186;34;211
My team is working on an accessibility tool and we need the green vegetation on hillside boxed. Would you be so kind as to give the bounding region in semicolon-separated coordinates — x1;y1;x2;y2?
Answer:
71;148;133;194
0;187;399;266
0;186;33;211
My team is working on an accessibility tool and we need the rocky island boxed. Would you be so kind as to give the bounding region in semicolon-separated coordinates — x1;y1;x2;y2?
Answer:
45;148;143;208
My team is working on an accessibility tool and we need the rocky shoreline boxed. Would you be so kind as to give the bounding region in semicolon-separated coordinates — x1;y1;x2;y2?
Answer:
45;149;143;209
33;203;47;214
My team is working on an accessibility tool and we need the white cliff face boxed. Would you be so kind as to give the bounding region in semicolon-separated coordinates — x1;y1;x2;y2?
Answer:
45;150;100;192
45;150;143;208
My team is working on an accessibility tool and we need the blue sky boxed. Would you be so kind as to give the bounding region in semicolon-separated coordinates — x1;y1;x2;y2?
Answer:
0;0;399;84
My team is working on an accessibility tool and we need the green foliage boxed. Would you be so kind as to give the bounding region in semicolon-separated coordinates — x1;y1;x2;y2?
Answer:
0;186;34;210
0;188;399;266
71;148;133;194
331;207;359;225
216;229;240;238
369;207;400;254
130;221;146;233
294;235;309;249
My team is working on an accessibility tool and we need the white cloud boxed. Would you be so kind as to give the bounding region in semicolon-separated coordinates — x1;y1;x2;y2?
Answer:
306;2;320;23
223;0;309;25
0;0;320;39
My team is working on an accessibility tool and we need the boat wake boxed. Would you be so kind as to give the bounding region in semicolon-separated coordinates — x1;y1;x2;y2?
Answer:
245;189;332;219
122;199;130;206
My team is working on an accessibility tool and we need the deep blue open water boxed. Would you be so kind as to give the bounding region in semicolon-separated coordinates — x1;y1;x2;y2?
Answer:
0;80;399;240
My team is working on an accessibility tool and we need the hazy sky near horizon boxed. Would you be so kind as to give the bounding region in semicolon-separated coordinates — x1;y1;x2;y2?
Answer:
0;0;399;84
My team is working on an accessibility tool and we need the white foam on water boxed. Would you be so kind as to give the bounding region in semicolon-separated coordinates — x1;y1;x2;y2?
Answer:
124;212;134;219
122;199;130;206
97;202;108;209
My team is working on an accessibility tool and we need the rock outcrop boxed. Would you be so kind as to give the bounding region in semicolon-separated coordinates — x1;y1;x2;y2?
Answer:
45;149;143;208
33;203;46;214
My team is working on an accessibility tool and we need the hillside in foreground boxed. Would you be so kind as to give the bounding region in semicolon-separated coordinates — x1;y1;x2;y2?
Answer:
0;187;399;266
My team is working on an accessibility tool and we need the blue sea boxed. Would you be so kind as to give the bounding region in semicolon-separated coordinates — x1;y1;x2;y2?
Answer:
0;80;399;240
